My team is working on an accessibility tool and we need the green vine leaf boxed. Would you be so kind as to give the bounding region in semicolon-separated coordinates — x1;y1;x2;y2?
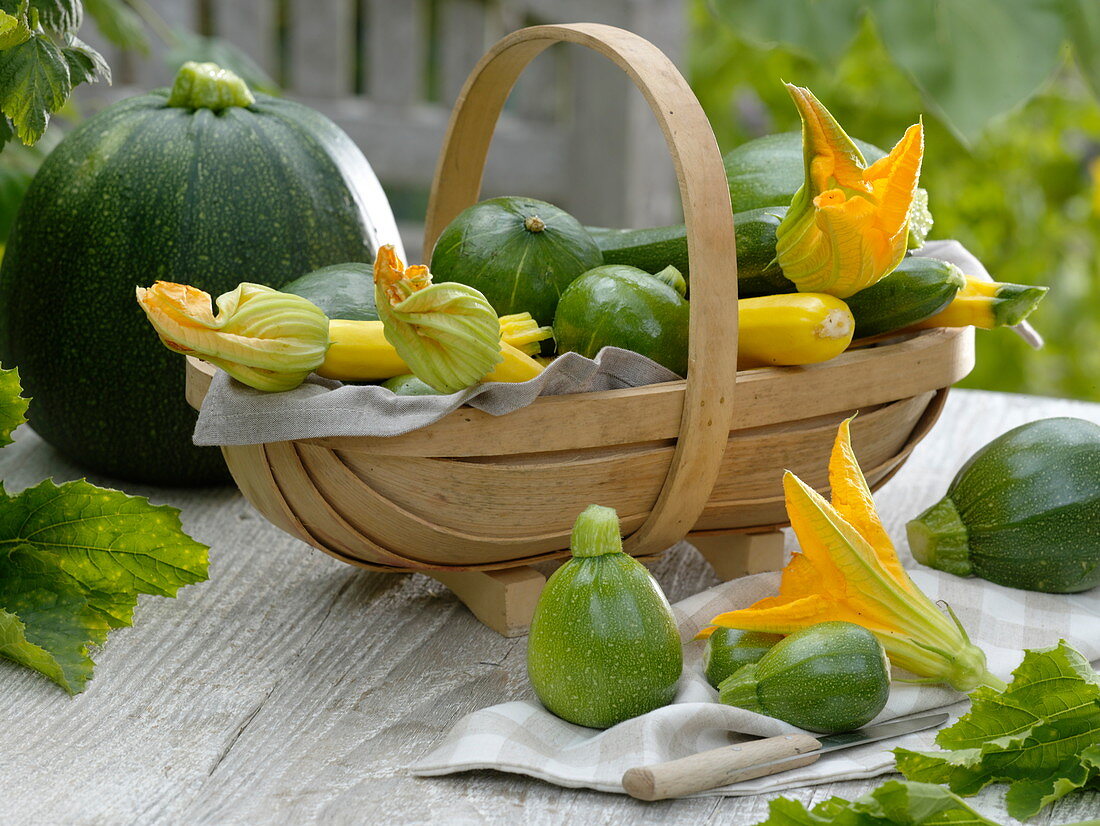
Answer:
868;0;1066;144
0;31;71;145
0;479;209;692
895;641;1100;820
0;366;28;447
61;34;108;86
1064;0;1100;100
83;0;148;53
0;9;31;49
0;0;82;36
710;0;867;64
754;779;999;825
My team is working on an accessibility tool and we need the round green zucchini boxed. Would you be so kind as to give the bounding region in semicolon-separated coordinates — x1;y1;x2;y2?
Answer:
703;627;783;689
429;196;602;327
283;263;377;321
0;63;397;484
527;505;682;729
907;417;1100;594
553;264;689;375
718;621;890;734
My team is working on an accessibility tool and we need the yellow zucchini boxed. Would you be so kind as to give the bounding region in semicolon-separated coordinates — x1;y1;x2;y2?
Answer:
317;314;552;382
738;294;855;369
913;276;1047;330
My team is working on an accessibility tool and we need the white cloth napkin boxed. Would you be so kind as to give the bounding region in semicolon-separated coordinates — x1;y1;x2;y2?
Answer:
412;558;1100;796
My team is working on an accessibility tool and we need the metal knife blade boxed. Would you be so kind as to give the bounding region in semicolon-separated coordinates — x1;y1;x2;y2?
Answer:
817;712;950;754
750;711;951;776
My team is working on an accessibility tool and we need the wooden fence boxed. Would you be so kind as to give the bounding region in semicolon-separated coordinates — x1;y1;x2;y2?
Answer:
84;0;687;256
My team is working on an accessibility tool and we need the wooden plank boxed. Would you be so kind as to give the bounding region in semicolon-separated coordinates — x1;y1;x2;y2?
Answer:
212;0;278;79
365;0;426;103
288;0;354;96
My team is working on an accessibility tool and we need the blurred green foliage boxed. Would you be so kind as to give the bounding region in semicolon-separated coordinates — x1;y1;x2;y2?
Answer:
690;1;1100;400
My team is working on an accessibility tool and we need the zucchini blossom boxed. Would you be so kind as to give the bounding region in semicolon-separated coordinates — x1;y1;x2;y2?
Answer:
136;281;329;392
776;84;925;298
373;245;502;394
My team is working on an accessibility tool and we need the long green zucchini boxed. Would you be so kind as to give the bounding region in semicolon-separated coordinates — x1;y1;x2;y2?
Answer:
586;207;794;298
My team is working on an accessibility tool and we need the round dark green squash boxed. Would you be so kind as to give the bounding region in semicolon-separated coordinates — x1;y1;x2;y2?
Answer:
703;627;784;689
283;263;377;321
907;417;1100;594
717;621;890;734
553;265;689;375
429;196;602;327
0;63;398;484
527;504;682;729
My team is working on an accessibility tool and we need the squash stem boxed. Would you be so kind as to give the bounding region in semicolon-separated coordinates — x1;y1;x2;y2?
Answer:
570;505;623;558
907;497;972;577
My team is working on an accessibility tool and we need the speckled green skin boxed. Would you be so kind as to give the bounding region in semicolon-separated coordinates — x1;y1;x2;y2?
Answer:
703;627;783;689
283;263;378;321
429;196;602;328
718;621;889;734
553;265;689;376
846;257;966;338
526;553;682;729
0;90;383;484
910;417;1100;593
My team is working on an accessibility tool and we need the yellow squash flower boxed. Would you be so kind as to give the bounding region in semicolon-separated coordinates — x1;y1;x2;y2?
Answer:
373;245;503;394
775;84;925;298
701;418;1003;693
136;281;329;392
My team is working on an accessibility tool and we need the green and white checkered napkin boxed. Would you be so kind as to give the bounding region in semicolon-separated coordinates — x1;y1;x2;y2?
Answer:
413;557;1100;796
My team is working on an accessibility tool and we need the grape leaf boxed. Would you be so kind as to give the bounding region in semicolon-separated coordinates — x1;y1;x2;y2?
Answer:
0;366;27;446
1064;0;1100;100
754;780;999;825
709;0;867;64
0;9;31;49
0;31;70;145
0;0;82;35
896;641;1100;820
0;479;209;693
83;0;148;53
870;0;1066;144
61;34;109;86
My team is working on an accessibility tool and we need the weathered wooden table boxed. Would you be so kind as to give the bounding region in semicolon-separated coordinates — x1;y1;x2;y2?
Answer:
2;389;1098;825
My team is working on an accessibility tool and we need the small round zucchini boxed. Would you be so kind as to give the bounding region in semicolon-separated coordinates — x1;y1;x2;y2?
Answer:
527;505;683;729
703;627;783;689
718;621;890;733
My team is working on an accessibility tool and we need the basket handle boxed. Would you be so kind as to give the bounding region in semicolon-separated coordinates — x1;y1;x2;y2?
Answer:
424;23;739;556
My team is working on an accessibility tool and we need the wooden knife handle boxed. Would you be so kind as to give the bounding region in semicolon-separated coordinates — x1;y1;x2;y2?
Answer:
621;733;822;801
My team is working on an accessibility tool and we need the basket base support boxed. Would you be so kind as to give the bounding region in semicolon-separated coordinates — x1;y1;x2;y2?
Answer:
690;529;786;581
429;566;548;638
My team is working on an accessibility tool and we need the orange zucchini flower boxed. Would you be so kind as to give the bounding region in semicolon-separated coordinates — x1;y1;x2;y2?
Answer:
775;84;925;298
701;418;1004;693
136;281;329;392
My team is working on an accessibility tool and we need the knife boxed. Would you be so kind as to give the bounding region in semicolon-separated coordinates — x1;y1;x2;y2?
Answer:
621;711;949;801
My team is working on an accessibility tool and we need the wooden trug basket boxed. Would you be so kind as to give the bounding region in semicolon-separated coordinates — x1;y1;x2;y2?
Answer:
185;23;974;635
